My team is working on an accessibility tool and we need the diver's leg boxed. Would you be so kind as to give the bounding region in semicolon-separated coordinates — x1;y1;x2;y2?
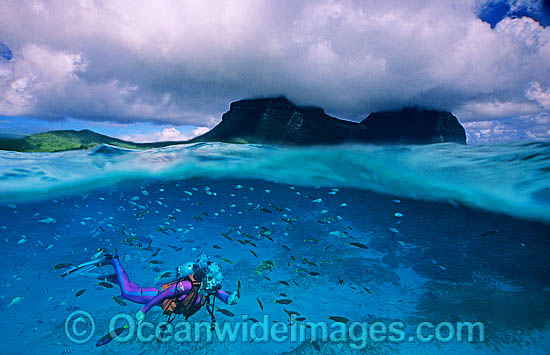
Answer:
111;255;159;304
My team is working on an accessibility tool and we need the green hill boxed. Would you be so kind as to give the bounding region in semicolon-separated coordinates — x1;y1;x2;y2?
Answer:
0;129;186;152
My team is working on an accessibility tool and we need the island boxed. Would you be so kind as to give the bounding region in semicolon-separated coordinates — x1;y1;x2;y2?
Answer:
0;97;466;152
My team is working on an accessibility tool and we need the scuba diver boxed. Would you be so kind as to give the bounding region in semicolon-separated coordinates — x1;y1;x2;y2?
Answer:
62;252;239;328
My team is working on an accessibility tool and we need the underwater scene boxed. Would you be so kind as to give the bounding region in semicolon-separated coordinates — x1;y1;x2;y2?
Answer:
0;141;549;354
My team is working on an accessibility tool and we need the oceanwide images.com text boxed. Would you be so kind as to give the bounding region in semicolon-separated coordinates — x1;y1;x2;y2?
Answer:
65;311;485;349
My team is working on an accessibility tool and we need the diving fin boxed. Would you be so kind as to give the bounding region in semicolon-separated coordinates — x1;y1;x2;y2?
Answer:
61;255;113;279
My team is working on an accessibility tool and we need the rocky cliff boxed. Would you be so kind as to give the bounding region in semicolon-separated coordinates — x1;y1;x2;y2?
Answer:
192;97;466;145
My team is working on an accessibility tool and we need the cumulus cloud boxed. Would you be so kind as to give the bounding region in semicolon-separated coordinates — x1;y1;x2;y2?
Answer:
526;81;550;109
464;112;550;144
119;126;209;143
0;0;548;128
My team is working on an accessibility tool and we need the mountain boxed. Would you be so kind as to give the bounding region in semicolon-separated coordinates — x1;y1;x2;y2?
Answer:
0;97;467;152
359;107;466;144
191;97;466;145
0;129;181;152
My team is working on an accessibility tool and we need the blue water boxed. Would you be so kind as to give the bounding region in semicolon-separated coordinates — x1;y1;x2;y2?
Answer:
0;142;549;354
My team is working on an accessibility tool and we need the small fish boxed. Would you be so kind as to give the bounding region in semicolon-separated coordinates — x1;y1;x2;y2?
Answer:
311;341;321;351
328;316;350;323
99;226;105;232
8;296;23;307
249;249;258;258
481;230;498;237
302;258;317;267
95;324;129;347
53;263;73;270
158;272;173;280
349;242;369;249
133;211;150;218
284;309;300;317
274;299;293;305
221;233;233;241
112;296;127;306
192;215;203;221
263;260;276;267
213;245;221;250
282;245;291;252
304;239;319;243
216;308;235;317
263;276;272;281
362;287;372;294
97;282;113;289
75;289;86;298
151;250;159;257
256;298;263;310
337;276;344;286
220;257;234;264
145;239;153;250
38;217;56;224
279;281;290;286
149;260;163;264
259;208;272;213
92;249;105;259
308;272;320;276
280;293;287;297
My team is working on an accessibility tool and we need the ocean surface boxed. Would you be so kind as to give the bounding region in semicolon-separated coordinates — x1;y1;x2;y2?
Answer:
0;141;549;354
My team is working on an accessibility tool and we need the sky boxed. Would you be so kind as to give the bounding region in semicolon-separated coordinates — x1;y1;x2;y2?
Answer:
0;0;549;144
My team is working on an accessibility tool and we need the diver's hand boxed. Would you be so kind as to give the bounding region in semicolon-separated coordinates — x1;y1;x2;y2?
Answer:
229;279;241;305
228;292;239;305
136;310;145;324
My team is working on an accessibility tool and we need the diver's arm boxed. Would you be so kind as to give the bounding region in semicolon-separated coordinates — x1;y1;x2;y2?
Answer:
215;280;240;305
141;280;192;314
214;290;231;304
215;289;240;305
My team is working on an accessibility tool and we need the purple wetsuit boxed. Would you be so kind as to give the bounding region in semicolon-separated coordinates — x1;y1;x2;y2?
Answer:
111;257;231;315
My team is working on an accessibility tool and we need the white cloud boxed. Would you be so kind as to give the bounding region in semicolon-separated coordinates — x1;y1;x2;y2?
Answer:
0;0;548;128
526;81;550;109
456;99;541;120
464;112;550;144
119;126;209;143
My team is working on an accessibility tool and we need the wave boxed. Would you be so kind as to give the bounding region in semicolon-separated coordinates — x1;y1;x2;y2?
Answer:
0;141;549;223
